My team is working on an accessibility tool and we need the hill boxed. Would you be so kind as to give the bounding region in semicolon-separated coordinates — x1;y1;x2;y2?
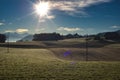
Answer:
0;37;120;79
95;29;120;41
17;35;33;42
0;47;120;80
5;32;29;42
0;38;120;61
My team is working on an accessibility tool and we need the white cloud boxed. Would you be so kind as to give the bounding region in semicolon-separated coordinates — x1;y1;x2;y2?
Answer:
35;0;111;20
57;27;81;32
38;15;55;23
5;28;29;33
110;25;120;29
5;30;14;33
49;0;111;16
46;15;55;19
16;29;29;33
0;22;4;26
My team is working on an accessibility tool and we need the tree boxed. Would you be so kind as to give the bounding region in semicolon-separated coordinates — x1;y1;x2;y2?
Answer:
94;35;101;40
104;32;120;41
73;33;81;38
33;33;63;41
0;34;6;43
94;33;105;40
65;34;74;39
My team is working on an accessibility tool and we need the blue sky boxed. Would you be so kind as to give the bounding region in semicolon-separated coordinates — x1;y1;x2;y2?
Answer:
0;0;120;35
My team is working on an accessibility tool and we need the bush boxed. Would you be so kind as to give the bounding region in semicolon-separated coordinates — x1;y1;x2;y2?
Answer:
0;34;6;43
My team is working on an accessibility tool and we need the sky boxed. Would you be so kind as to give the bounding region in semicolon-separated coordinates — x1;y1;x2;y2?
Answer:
0;0;120;35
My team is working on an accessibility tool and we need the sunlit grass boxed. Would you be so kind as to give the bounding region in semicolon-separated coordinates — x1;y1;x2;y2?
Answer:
0;47;120;80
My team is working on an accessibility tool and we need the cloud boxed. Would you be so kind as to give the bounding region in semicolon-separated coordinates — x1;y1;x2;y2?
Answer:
5;30;14;33
46;15;55;19
39;15;55;22
16;29;29;33
110;25;120;29
5;28;29;33
0;22;4;26
49;0;111;16
57;27;81;32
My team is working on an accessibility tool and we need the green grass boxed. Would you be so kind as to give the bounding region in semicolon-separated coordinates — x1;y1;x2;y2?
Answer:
0;47;120;80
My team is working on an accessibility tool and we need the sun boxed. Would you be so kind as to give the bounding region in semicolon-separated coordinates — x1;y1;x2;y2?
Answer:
34;1;50;17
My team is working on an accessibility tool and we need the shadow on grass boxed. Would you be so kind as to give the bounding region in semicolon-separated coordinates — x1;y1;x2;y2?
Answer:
0;40;119;48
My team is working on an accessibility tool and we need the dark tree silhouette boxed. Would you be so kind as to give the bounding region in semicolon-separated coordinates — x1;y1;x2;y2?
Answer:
33;33;83;41
33;33;63;41
94;31;120;41
0;34;6;43
104;32;120;41
94;35;101;40
94;33;106;40
74;33;82;38
64;33;82;39
65;34;74;39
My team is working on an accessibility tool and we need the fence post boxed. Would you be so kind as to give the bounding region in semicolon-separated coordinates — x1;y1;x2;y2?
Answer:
85;34;88;61
7;32;9;53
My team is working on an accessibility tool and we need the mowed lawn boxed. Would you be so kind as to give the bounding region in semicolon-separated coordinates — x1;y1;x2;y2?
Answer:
0;47;120;80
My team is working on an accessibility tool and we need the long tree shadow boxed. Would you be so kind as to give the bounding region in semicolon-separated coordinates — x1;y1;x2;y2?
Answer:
0;40;119;48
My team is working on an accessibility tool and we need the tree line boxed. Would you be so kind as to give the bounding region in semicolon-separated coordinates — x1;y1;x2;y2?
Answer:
33;31;120;41
33;33;83;41
33;33;63;41
0;34;6;43
94;31;120;41
0;29;120;43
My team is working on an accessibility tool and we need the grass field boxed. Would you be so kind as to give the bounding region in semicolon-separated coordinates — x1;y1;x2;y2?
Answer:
0;39;120;80
0;47;120;80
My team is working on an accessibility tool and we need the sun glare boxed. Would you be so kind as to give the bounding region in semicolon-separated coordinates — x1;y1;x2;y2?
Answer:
34;1;50;17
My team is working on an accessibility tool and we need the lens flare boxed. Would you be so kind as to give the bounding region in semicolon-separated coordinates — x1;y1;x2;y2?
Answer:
34;1;50;17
